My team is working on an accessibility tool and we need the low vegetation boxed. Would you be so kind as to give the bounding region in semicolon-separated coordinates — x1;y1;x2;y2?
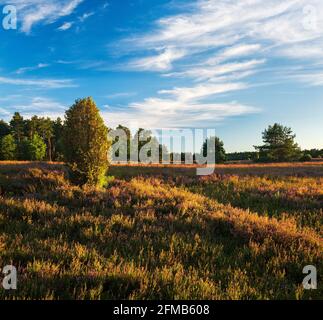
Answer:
0;161;322;299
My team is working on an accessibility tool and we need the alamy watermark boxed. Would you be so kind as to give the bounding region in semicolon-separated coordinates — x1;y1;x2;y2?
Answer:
1;265;17;290
302;265;317;290
108;128;219;176
2;5;17;30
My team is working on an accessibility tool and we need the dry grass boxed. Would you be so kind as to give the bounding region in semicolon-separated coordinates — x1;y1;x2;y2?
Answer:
0;161;322;300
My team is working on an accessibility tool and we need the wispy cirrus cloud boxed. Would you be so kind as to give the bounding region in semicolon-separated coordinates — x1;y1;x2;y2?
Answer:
102;99;257;129
105;92;137;99
57;11;95;31
165;59;266;81
102;81;257;128
57;21;74;31
123;0;323;77
0;0;83;34
78;11;94;22
0;76;76;88
127;47;187;72
158;82;248;102
104;0;323;128
15;63;49;74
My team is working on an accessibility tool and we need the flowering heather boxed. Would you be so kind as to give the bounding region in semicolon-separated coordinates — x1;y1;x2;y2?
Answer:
0;162;322;299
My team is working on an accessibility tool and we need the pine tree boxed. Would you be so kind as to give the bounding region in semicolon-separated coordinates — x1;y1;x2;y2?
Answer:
10;112;25;143
62;97;110;186
255;123;302;162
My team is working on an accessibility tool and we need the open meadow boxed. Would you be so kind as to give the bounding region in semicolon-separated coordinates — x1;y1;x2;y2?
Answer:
0;161;322;299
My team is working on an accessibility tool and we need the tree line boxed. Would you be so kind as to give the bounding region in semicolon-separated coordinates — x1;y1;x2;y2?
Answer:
0;97;321;186
0;114;64;161
0;108;226;164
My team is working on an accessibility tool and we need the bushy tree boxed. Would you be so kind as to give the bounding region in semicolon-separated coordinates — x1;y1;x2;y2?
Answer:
21;134;46;161
255;123;301;162
62;97;110;186
0;134;17;160
201;136;226;163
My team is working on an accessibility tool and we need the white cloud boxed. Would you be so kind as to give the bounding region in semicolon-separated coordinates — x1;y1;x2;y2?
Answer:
159;82;248;102
16;63;49;74
0;76;76;88
57;10;94;31
138;0;323;51
122;0;323;79
128;47;187;71
57;21;74;31
287;71;323;86
208;44;262;64
103;81;257;128
166;59;266;81
105;92;137;99
78;12;94;22
102;99;257;129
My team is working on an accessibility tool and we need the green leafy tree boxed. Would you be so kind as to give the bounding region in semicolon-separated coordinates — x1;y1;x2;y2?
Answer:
0;134;17;160
255;123;302;162
62;97;110;186
21;134;46;161
201;136;226;163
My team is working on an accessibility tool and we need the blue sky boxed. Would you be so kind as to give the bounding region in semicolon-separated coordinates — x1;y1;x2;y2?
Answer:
0;0;322;152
